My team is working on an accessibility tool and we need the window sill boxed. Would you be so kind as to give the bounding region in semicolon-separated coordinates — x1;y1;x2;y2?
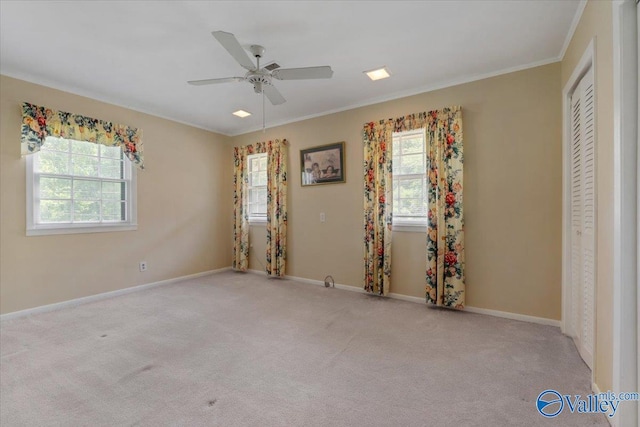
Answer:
392;223;427;233
27;224;138;236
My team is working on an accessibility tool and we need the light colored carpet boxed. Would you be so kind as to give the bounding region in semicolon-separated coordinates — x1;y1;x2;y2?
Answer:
1;271;607;426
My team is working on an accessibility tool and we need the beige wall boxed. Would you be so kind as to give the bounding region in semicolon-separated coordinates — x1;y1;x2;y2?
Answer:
560;0;614;392
0;75;233;314
236;62;563;320
1;62;566;327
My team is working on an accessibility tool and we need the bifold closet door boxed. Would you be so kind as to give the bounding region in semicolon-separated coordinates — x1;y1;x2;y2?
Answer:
569;66;595;369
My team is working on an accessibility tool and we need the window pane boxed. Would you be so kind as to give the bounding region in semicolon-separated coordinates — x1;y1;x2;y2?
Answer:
38;151;70;175
101;145;122;159
257;172;267;186
396;199;411;216
258;188;267;204
40;177;71;199
248;187;267;216
40;200;71;222
250;157;260;172
72;155;99;177
399;199;425;216
250;171;259;187
103;201;125;221
43;137;70;152
74;201;100;222
30;137;136;230
259;156;267;170
401;137;423;154
74;179;101;200
248;203;259;215
392;180;399;209
100;158;123;179
102;181;125;200
398;153;424;175
71;140;99;156
399;178;423;199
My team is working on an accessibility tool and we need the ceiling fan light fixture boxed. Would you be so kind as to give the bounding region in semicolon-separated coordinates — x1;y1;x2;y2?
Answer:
233;109;252;118
364;66;391;81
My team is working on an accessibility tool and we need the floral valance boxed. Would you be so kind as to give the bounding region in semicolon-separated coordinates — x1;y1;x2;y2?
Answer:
21;102;144;169
364;107;460;139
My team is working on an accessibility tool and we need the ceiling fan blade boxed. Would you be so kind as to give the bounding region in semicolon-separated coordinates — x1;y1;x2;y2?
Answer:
187;77;244;86
263;84;286;105
212;31;256;71
271;66;333;80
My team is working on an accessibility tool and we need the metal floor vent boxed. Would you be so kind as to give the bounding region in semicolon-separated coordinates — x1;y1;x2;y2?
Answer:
324;275;335;288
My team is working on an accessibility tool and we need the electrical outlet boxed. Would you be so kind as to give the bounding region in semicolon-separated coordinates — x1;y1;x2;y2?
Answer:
139;261;147;272
320;212;326;222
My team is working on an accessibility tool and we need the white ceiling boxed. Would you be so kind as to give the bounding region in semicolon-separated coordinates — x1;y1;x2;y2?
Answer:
0;1;583;136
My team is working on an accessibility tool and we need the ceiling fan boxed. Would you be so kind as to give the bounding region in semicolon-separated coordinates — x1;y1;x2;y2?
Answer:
188;31;334;106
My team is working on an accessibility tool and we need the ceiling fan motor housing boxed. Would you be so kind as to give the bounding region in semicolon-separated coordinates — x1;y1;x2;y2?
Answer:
247;44;270;93
247;72;272;93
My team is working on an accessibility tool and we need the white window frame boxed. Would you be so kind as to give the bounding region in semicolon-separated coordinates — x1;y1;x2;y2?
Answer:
26;137;137;236
392;128;428;232
247;153;267;224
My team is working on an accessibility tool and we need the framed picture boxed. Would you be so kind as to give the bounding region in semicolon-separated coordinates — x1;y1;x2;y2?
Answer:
300;142;345;186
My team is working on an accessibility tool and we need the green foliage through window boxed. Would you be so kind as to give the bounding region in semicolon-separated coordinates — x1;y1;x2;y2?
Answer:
34;137;130;224
392;130;428;222
247;153;267;218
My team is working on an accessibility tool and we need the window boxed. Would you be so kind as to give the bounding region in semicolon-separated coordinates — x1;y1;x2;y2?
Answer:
247;153;267;222
392;129;427;229
26;137;137;235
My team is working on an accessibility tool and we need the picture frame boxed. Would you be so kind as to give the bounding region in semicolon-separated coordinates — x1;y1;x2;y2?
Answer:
300;142;346;186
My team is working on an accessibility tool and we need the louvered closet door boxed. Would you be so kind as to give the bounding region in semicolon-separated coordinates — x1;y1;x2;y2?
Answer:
569;67;595;369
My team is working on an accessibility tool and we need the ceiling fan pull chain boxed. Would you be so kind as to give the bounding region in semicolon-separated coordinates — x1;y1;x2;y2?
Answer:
262;89;266;133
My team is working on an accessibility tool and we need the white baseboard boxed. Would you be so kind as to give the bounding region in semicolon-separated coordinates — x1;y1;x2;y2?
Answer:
387;292;426;304
462;306;562;328
247;269;367;295
0;267;231;322
247;269;560;327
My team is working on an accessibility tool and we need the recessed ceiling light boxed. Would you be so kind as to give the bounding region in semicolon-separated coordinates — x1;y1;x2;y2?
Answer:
364;66;391;81
232;110;251;118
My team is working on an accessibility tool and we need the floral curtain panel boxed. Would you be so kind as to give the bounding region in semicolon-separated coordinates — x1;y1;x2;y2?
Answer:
21;102;144;169
232;140;288;276
266;140;288;277
363;121;394;295
362;107;464;307
233;145;250;271
425;107;464;308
